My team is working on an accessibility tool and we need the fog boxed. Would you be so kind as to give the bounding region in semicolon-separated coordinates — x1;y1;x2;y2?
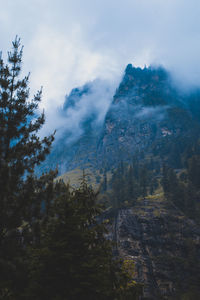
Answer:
40;79;117;143
1;0;200;139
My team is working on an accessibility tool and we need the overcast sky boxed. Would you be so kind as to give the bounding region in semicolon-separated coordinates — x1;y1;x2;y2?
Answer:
1;0;200;125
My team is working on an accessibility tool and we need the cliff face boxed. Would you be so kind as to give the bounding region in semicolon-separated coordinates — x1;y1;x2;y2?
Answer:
97;65;196;169
115;195;200;299
40;65;200;298
41;64;200;174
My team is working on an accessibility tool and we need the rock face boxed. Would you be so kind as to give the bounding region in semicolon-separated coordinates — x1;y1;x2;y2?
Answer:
115;195;200;299
97;65;196;169
39;65;200;298
42;64;200;174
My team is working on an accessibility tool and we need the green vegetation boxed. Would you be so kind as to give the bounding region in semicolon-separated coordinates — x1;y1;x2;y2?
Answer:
27;178;143;300
0;39;142;299
2;37;200;300
161;147;200;223
0;36;55;298
107;158;159;210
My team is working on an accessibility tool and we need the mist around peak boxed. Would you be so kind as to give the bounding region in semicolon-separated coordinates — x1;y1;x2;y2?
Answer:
40;78;118;145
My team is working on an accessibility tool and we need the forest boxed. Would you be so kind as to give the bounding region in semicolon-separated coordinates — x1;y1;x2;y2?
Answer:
0;38;144;299
2;38;200;300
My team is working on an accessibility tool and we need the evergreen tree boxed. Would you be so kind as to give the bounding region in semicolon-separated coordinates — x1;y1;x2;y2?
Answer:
102;170;107;191
127;165;135;201
188;155;200;189
27;179;142;300
0;37;55;297
0;38;143;299
139;166;148;197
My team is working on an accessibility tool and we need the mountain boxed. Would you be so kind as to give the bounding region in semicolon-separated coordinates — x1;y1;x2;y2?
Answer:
40;64;200;299
97;64;194;169
39;79;111;174
115;194;200;299
42;64;200;175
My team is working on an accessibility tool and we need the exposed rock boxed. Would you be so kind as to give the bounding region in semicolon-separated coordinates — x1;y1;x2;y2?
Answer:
37;64;200;299
114;195;200;299
97;65;195;170
39;64;200;175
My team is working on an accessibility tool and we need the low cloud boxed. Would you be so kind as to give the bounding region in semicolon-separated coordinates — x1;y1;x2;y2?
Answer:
1;0;200;140
135;106;168;120
40;78;118;143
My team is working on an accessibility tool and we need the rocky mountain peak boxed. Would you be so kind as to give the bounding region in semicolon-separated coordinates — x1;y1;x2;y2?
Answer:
38;64;200;299
113;64;176;107
63;83;91;111
40;64;200;174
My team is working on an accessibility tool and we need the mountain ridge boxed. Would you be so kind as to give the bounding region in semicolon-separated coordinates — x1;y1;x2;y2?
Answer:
41;64;200;175
38;64;200;299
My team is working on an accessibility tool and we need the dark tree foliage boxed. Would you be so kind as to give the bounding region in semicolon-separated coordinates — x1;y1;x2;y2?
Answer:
161;156;200;222
102;170;107;191
27;178;142;300
109;159;158;209
0;37;55;298
0;39;142;300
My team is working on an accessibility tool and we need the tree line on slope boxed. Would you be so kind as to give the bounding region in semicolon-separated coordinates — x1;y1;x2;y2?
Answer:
161;146;200;223
101;129;200;224
101;157;159;210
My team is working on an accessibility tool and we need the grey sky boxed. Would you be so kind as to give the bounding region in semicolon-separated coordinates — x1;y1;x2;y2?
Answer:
1;0;200;135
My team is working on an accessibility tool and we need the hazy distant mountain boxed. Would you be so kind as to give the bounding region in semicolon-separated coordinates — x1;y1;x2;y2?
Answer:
40;64;200;175
38;64;200;299
97;64;200;169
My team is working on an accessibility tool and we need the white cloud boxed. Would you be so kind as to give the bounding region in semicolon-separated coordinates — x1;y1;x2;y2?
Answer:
24;25;119;111
1;0;200;134
39;78;116;142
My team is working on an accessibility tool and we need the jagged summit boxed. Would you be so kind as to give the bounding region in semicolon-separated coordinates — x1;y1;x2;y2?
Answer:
37;64;200;298
63;83;91;110
113;64;178;107
125;63;167;78
40;64;200;174
97;64;196;169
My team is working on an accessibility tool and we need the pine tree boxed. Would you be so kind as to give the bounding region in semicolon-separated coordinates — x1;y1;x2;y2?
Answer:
0;38;143;300
27;179;142;300
139;166;148;197
0;37;55;297
102;170;107;191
